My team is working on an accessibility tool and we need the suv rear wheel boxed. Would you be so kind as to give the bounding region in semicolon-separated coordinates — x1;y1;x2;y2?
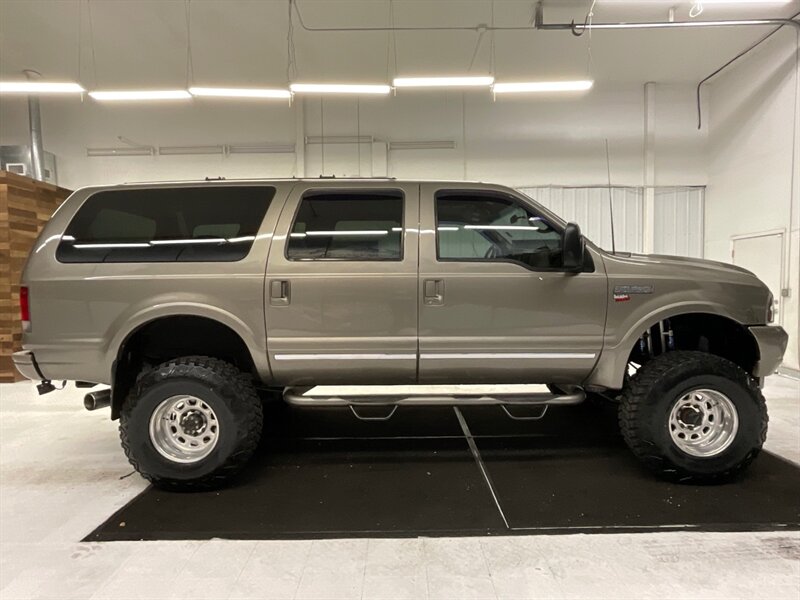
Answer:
619;351;767;483
120;356;263;491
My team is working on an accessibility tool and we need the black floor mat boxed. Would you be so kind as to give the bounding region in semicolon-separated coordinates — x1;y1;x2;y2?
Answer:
87;402;800;541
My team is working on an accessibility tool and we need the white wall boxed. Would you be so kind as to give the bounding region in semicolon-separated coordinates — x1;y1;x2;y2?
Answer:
706;29;800;371
0;82;706;192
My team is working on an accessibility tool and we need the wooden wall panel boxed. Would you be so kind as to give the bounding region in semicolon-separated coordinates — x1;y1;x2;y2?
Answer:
0;171;72;383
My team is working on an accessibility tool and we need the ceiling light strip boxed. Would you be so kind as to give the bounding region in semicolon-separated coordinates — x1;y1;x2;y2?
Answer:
290;83;391;95
89;90;192;101
0;81;85;94
493;80;594;93
189;87;291;99
393;76;494;88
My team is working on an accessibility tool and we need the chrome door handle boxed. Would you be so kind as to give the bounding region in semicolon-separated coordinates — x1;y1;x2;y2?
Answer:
270;280;290;306
423;279;444;306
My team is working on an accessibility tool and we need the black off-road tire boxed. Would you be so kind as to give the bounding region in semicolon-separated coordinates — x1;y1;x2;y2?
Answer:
619;351;767;483
119;356;263;491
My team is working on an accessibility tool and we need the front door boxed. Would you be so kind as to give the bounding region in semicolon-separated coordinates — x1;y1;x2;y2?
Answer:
418;183;607;384
265;182;419;385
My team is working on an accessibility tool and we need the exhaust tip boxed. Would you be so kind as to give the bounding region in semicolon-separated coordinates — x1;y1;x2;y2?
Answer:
84;389;111;411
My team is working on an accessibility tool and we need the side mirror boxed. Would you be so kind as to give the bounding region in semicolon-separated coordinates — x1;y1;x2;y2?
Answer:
562;222;585;271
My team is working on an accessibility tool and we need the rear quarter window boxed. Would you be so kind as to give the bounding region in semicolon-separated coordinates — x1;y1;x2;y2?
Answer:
57;186;274;263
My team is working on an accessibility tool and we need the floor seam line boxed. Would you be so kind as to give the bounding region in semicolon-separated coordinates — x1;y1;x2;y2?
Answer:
453;407;510;530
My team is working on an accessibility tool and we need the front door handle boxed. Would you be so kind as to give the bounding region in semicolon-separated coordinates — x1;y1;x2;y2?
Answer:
270;280;290;306
423;279;444;306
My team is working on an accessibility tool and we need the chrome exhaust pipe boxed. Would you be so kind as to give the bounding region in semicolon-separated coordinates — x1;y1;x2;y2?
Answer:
84;389;111;411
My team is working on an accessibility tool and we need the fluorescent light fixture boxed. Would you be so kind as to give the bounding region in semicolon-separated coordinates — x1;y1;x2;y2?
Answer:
86;146;155;157
0;81;85;94
158;145;225;156
493;80;594;94
227;143;296;154
393;76;494;88
289;83;391;95
389;140;456;150
89;90;191;101
189;87;291;99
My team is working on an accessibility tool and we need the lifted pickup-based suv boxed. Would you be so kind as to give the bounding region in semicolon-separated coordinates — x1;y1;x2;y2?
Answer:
14;179;787;490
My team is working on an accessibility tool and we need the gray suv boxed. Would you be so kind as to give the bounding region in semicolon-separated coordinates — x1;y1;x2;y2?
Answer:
13;179;788;490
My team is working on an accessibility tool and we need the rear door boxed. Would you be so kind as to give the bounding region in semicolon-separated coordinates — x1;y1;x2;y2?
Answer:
265;182;419;385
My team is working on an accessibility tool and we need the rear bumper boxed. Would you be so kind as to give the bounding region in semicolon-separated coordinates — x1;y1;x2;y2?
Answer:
11;350;42;381
749;325;789;377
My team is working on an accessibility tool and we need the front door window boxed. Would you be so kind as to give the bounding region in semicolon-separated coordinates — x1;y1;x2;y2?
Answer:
436;193;564;270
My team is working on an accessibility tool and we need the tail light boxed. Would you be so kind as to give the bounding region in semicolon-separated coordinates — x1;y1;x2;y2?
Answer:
20;286;30;327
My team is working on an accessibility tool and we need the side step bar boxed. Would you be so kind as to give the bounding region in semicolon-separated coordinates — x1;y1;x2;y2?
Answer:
282;387;585;408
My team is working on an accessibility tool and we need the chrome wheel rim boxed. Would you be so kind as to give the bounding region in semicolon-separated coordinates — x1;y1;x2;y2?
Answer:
148;395;219;463
668;388;738;458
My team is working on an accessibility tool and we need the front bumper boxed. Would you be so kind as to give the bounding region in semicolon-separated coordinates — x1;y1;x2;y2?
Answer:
12;350;42;381
749;325;789;377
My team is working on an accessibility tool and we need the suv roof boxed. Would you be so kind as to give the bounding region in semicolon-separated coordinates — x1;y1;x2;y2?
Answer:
117;177;487;186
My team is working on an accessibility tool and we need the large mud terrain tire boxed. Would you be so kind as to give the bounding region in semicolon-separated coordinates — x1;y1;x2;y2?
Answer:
120;356;263;491
619;351;767;483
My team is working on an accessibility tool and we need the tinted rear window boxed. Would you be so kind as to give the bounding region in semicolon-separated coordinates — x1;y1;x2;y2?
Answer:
57;186;274;263
286;191;404;261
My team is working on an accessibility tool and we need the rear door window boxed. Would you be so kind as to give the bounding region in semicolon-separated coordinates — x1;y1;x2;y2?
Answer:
57;186;274;263
286;191;404;261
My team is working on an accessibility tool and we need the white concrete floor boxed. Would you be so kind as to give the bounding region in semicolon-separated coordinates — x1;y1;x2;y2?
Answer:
0;376;798;600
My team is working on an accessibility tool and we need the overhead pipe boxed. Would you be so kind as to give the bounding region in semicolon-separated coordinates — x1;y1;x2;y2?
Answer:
532;4;799;129
696;10;800;129
291;0;798;39
23;70;45;182
533;2;800;37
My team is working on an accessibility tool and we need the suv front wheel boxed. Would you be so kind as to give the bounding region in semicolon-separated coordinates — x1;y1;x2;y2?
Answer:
619;351;767;483
120;356;263;491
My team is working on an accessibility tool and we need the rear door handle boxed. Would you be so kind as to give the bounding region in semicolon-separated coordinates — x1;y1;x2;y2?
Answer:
270;280;291;306
423;279;444;306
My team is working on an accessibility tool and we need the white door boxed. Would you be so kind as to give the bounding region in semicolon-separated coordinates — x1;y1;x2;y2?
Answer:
732;232;783;323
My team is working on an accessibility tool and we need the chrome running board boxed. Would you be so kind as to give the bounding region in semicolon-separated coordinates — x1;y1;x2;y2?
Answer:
282;387;585;408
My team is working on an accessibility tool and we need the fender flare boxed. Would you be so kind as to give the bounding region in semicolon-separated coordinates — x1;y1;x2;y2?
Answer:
588;302;753;390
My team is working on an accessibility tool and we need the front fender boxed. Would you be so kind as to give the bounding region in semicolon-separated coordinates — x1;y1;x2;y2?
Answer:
587;302;748;390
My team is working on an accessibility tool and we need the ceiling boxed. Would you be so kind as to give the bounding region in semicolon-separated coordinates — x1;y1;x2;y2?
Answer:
0;0;798;88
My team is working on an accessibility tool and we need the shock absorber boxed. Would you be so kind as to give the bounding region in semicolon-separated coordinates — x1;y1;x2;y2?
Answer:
664;318;675;351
